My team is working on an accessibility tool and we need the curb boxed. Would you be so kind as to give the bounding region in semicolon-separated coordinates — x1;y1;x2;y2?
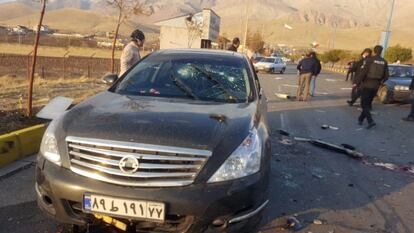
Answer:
322;65;347;75
0;124;45;167
0;154;36;179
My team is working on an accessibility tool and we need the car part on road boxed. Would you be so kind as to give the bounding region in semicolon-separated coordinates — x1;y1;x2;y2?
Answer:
321;125;339;130
277;129;364;159
286;216;303;231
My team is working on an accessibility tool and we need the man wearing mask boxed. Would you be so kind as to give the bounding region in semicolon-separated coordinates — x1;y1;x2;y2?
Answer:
347;48;372;106
355;45;389;129
402;75;414;122
120;29;145;76
228;37;240;52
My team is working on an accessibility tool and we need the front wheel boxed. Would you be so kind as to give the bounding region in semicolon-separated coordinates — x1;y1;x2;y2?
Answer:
378;86;392;104
280;68;285;74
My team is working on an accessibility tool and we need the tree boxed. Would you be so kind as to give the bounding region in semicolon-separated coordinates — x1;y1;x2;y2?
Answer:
185;13;204;48
246;31;265;53
385;44;412;63
322;49;345;65
107;0;148;73
27;0;47;117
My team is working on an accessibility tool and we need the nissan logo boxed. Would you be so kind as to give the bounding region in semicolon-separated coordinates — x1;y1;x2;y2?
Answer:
119;156;140;174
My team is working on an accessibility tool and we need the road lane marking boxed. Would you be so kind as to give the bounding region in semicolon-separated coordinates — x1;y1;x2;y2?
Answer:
316;92;329;95
341;88;353;90
280;113;286;130
325;79;338;82
274;77;283;80
283;84;298;88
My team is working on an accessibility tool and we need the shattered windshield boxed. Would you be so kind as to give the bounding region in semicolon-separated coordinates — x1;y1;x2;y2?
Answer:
114;55;252;103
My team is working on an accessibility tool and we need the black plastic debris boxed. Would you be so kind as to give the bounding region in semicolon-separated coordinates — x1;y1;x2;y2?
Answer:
286;216;303;231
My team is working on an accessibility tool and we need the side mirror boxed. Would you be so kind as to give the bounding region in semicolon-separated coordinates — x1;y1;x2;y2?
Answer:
102;74;118;85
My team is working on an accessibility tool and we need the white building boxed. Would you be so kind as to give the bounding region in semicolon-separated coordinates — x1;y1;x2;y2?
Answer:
155;9;220;49
33;24;49;33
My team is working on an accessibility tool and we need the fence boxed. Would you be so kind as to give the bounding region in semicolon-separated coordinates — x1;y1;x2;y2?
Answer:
0;34;98;48
0;53;120;79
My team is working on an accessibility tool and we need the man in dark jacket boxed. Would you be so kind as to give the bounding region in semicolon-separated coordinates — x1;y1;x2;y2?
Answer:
309;51;322;96
346;60;355;81
296;52;317;101
347;48;372;106
355;45;389;129
402;75;414;122
228;37;240;52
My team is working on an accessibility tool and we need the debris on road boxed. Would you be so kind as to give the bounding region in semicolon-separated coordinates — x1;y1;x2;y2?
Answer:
275;92;296;100
286;216;303;231
373;162;398;170
277;129;364;159
313;219;323;225
279;138;294;145
315;109;326;113
321;124;339;130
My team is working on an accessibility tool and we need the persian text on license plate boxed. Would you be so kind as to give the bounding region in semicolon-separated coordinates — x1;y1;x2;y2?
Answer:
83;194;165;221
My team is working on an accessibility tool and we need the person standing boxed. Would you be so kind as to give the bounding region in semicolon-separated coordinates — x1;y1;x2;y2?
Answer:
296;52;317;101
309;51;322;97
228;37;240;52
346;60;355;81
355;45;389;129
120;29;145;76
402;75;414;122
347;48;372;106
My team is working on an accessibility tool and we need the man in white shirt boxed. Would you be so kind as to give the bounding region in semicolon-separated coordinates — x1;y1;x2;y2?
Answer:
120;29;145;76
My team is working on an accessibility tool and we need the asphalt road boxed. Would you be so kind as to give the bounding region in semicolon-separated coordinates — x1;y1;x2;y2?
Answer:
1;65;413;233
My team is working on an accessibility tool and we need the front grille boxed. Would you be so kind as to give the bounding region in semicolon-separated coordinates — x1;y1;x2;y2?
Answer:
66;136;211;187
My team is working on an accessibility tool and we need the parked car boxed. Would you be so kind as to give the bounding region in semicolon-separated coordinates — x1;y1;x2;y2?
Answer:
36;49;271;233
254;57;286;74
377;64;414;104
251;56;264;64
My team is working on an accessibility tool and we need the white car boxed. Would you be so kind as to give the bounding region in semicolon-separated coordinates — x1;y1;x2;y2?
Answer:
254;57;287;74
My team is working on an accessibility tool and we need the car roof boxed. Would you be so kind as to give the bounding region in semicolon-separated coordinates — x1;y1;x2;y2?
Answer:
154;49;246;59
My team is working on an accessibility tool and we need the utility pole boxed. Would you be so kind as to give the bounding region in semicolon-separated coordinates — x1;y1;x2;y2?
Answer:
381;0;396;57
243;0;249;54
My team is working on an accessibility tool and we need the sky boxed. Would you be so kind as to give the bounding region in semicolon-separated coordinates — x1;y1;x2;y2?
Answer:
0;0;15;3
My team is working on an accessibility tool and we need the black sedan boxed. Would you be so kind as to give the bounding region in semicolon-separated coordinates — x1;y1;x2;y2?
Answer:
378;64;414;103
35;49;271;233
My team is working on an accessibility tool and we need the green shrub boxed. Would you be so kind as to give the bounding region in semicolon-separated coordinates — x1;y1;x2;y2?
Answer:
385;44;412;63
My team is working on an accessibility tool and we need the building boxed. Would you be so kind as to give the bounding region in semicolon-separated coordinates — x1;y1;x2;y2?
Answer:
12;25;30;35
33;24;49;34
155;9;220;49
0;26;10;35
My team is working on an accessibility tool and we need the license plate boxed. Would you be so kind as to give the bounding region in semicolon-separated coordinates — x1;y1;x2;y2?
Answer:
83;194;165;221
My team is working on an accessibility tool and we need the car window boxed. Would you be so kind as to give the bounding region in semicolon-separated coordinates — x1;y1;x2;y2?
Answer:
262;58;275;63
389;66;413;78
114;55;252;103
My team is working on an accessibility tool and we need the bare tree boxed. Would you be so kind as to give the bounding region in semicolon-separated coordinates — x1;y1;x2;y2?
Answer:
27;0;46;117
185;13;204;48
107;0;148;73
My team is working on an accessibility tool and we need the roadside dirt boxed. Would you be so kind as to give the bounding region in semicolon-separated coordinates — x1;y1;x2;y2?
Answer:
0;75;106;134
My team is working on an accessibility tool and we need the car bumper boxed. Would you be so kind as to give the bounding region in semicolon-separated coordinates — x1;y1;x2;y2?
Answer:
35;158;269;233
393;90;412;102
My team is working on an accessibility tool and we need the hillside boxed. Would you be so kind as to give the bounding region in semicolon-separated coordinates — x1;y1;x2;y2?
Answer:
2;0;414;50
0;7;158;36
0;2;35;21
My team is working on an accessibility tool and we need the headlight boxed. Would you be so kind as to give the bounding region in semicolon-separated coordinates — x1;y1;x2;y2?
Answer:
395;85;409;91
39;117;62;166
208;129;262;183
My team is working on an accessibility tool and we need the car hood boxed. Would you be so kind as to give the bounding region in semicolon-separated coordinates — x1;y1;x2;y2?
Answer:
61;91;255;151
387;77;412;86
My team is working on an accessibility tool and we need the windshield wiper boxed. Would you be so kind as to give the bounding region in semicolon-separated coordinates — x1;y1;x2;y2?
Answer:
189;64;239;103
169;72;200;100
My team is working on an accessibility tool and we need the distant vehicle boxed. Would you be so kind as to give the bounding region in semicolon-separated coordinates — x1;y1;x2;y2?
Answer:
377;64;414;104
251;56;264;64
254;57;286;74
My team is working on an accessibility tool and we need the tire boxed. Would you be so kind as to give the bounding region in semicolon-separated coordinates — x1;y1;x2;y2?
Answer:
378;86;392;104
269;68;275;74
280;68;285;74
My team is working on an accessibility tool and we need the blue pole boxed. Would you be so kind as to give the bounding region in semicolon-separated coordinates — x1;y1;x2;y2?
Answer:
382;0;396;57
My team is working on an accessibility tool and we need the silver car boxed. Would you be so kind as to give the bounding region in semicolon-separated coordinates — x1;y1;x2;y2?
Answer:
254;57;287;74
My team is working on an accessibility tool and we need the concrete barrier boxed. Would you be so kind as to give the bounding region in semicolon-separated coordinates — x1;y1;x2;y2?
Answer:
0;124;45;167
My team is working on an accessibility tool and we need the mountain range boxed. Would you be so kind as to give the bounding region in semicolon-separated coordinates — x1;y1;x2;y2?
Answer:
1;0;413;50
